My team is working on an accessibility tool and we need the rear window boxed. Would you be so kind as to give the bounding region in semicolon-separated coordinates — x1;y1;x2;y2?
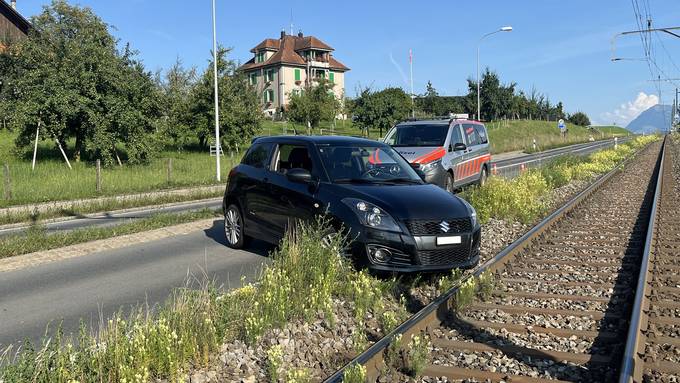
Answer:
463;124;481;146
384;124;449;147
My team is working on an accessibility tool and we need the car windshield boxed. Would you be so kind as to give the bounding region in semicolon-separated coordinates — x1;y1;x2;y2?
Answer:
317;145;422;184
384;124;449;147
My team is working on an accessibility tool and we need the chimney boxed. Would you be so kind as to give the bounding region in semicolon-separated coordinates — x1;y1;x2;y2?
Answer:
297;30;303;38
11;0;17;9
280;29;285;39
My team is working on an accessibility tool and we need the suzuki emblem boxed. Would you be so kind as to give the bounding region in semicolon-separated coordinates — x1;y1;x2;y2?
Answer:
440;221;450;232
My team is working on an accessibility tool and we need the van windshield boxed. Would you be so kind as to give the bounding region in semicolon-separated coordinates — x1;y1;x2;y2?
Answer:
384;124;449;147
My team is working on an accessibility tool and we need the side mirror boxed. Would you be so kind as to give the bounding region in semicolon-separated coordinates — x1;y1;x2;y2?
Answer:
453;143;467;151
286;168;313;183
409;162;421;170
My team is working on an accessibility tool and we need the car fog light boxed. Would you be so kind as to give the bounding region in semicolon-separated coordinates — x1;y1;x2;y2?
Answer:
368;246;392;263
374;248;391;262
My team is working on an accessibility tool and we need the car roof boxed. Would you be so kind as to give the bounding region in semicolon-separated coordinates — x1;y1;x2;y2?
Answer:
395;119;484;126
252;135;388;146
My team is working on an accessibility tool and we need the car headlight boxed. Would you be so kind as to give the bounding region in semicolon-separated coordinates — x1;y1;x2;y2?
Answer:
459;198;478;228
341;198;402;232
420;159;442;172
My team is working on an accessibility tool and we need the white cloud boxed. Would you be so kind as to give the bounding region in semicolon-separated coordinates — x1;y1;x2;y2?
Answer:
600;92;659;126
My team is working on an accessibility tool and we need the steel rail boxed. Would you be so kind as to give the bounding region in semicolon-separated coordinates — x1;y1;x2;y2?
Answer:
325;139;660;383
618;136;667;383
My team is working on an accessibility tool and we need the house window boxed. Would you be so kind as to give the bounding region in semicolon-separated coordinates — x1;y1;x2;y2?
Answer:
249;73;258;85
257;52;265;63
264;89;275;103
294;69;301;82
266;69;275;82
315;70;325;79
329;72;335;83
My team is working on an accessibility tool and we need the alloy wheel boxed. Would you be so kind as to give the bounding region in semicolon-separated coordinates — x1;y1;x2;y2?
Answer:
224;207;241;246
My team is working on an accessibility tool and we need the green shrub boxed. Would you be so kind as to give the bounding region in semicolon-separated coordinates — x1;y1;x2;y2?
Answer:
286;368;311;383
454;277;477;312
266;345;284;382
477;271;495;301
405;334;430;378
343;362;367;383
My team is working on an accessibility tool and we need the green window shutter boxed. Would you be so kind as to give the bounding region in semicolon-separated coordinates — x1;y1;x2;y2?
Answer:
329;72;334;83
295;69;301;81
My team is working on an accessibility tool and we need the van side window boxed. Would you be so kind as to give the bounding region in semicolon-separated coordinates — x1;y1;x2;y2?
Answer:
275;144;314;174
450;125;464;145
463;124;481;146
242;143;273;169
474;124;488;144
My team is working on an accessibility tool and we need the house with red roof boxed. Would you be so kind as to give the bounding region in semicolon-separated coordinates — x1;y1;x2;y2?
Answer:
239;30;349;116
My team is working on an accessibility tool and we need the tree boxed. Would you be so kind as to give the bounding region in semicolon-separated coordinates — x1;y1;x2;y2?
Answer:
188;47;261;151
568;111;591;127
5;1;163;165
158;58;197;150
353;87;411;137
287;78;339;134
421;81;439;116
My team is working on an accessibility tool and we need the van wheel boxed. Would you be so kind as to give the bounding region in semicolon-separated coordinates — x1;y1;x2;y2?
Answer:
445;172;455;193
478;167;488;187
224;204;248;249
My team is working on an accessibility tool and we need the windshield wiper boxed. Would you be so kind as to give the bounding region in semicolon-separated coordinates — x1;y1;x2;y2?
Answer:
333;178;376;184
380;178;422;184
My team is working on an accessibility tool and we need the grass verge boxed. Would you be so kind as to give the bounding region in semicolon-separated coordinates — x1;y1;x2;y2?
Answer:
0;209;219;259
0;219;406;382
486;120;631;154
0;189;222;226
463;134;659;224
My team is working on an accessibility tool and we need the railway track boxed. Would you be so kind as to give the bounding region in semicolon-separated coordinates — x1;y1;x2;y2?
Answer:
327;138;672;382
620;136;680;383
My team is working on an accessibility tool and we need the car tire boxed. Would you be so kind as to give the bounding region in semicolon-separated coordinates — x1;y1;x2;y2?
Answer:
478;166;488;187
224;204;248;249
445;172;455;193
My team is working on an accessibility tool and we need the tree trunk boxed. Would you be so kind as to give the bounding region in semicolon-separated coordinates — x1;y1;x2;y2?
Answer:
74;134;83;162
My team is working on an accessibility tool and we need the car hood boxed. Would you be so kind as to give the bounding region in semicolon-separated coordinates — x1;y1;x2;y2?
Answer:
393;146;444;164
327;183;469;221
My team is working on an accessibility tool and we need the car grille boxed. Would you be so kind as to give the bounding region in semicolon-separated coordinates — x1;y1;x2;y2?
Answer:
405;218;472;235
418;246;471;266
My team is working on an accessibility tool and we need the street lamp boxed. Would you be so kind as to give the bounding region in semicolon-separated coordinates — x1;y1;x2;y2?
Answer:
477;26;512;121
211;0;221;182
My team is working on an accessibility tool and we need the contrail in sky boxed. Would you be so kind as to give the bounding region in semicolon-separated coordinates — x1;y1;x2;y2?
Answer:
389;51;409;87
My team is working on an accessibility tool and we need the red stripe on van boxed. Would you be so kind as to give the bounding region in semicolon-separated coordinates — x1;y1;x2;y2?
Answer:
413;147;446;164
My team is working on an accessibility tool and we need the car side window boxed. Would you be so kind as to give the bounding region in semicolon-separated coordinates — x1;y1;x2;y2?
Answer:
274;144;314;174
450;124;464;145
463;124;481;146
242;143;273;169
474;124;488;144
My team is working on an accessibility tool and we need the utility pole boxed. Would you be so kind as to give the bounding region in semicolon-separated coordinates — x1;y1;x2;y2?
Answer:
211;0;221;182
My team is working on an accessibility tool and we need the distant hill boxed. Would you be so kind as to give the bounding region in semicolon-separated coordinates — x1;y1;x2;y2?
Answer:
626;104;673;133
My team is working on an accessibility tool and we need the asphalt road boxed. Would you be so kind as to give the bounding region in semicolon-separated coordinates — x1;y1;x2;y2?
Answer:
0;218;271;348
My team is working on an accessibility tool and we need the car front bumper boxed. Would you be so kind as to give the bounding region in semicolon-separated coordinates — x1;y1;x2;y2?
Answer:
348;224;481;273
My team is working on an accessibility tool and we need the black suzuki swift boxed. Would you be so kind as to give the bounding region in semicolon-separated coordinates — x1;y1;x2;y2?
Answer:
222;135;480;272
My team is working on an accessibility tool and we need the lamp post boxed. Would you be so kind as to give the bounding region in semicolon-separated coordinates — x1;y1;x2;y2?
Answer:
211;0;221;182
477;26;512;121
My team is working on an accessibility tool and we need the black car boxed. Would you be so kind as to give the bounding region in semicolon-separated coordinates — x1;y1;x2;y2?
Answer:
222;135;481;272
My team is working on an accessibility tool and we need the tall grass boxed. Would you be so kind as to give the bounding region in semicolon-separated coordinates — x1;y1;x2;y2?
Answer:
464;135;658;224
0;219;398;382
0;130;239;208
486;120;631;154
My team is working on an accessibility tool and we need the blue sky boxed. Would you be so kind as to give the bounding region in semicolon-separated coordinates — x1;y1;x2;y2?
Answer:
13;0;680;126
